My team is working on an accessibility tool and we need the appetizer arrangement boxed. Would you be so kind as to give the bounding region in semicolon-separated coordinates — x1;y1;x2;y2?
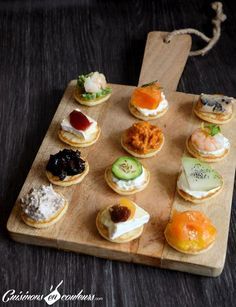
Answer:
58;108;101;147
74;72;112;106
164;210;217;254
96;198;150;243
121;121;164;158
105;156;150;195
20;185;68;228
186;123;230;162
17;71;235;262
193;93;235;124
46;149;89;187
177;157;223;203
129;81;168;120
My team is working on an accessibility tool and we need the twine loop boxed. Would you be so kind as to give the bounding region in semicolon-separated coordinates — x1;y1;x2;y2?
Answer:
164;2;226;56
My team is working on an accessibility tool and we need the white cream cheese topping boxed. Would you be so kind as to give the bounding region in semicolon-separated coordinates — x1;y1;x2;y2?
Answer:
135;93;168;116
177;172;220;198
111;167;147;190
100;204;150;239
192;133;230;156
20;185;65;221
61;108;98;140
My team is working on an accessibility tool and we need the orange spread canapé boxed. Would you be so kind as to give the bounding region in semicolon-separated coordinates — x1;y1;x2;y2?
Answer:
124;121;163;154
164;210;217;253
131;83;162;110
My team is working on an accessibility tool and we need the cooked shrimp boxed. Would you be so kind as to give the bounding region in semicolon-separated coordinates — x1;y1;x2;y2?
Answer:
191;128;222;151
84;72;107;93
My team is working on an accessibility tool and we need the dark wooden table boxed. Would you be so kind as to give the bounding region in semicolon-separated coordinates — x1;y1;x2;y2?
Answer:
0;0;236;306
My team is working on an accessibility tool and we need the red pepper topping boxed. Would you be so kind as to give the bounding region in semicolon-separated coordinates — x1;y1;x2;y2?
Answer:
69;110;92;131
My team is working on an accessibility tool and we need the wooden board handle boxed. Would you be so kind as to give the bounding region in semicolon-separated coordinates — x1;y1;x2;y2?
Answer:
138;31;192;90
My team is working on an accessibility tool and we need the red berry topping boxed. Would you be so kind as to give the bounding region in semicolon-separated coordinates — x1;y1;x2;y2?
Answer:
70;110;92;131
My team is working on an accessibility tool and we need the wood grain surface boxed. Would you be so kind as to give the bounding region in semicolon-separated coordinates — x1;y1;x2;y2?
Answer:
1;0;236;306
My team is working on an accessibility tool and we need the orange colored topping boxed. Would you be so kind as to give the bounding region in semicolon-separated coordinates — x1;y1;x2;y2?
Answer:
131;83;162;110
124;121;164;154
164;210;217;253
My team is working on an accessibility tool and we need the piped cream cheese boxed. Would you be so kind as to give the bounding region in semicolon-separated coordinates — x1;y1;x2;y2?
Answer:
61;108;98;140
112;167;147;190
192;133;230;156
100;204;150;239
177;172;220;198
135;93;168;116
20;185;65;221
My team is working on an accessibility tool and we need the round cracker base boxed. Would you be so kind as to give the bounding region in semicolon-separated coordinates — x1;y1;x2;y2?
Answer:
96;208;144;243
74;88;111;106
58;127;101;148
164;234;215;255
193;103;233;124
186;136;229;162
121;134;164;158
129;101;168;121
21;200;68;229
177;185;223;204
46;161;89;187
104;166;150;195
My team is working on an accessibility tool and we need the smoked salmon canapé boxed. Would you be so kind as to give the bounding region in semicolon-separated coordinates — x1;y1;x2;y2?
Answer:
186;123;230;162
121;121;164;158
74;72;112;106
193;93;235;124
129;81;168;120
164;210;217;254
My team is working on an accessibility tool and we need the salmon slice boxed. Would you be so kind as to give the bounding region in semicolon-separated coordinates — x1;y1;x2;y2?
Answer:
131;83;162;110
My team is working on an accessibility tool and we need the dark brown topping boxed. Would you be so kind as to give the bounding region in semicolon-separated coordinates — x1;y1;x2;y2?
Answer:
46;149;85;180
109;205;131;223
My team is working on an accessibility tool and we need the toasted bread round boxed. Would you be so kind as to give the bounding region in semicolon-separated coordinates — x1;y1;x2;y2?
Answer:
121;134;164;159
46;161;89;187
58;127;101;148
176;171;223;204
193;101;233;124
186;136;229;162
129;101;168;121
104;166;150;195
74;87;111;106
21;199;68;228
96;207;143;243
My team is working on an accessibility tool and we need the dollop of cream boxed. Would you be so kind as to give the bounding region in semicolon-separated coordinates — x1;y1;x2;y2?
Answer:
20;185;65;221
135;93;168;116
84;72;107;93
177;172;220;198
112;167;147;190
100;203;150;239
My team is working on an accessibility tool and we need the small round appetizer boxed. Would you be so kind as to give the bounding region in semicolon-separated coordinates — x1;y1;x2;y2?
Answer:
186;123;230;162
193;93;235;124
121;121;164;158
46;149;89;187
96;198;150;243
164;210;217;254
74;72;112;106
177;157;223;203
129;81;168;120
20;185;68;228
105;156;150;195
58;109;101;147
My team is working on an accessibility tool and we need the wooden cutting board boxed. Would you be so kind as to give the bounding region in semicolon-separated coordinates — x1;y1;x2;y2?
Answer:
7;32;236;277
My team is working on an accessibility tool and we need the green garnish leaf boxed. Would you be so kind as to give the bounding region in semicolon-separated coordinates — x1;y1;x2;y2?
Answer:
141;80;163;90
205;124;221;136
81;87;112;101
77;73;93;90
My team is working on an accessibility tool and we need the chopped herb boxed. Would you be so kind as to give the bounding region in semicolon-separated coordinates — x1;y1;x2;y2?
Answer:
202;123;221;136
77;73;93;90
81;87;112;101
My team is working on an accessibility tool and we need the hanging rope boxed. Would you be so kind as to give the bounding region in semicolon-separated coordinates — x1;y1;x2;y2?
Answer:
164;2;227;56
